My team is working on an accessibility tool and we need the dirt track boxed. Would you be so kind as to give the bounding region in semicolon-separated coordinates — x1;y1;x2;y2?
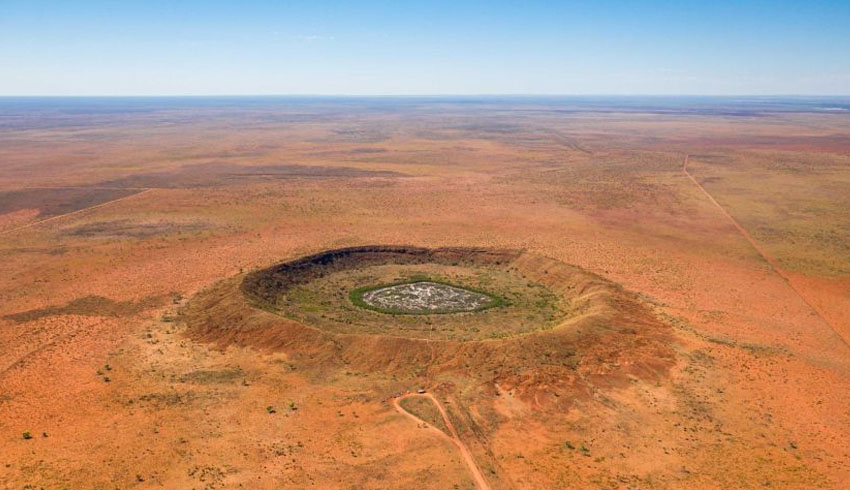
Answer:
4;101;850;488
0;188;152;235
682;154;850;351
393;393;492;490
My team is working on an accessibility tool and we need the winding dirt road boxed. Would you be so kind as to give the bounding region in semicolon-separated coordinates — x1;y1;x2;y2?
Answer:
392;392;492;490
682;154;849;351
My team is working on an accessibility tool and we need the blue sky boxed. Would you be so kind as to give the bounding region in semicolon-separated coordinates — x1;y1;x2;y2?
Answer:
1;0;849;95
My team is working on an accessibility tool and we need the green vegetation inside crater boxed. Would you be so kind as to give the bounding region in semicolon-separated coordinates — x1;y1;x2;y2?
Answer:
278;263;565;341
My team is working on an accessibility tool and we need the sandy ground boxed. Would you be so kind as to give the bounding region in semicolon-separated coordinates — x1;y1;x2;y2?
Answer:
393;393;491;490
1;100;849;489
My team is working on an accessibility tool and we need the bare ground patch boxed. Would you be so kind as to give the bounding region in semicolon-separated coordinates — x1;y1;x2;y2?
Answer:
0;187;141;219
3;294;170;323
63;219;209;238
98;162;404;189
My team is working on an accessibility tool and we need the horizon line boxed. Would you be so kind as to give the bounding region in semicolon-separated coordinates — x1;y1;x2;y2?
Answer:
2;93;850;99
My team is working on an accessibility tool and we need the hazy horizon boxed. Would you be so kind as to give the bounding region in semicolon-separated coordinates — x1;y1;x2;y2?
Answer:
3;94;850;98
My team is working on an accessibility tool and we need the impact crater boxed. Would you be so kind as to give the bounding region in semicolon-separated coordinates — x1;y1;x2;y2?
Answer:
184;245;676;396
236;246;571;341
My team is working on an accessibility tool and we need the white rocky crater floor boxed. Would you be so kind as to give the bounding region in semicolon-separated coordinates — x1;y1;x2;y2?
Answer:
360;281;493;313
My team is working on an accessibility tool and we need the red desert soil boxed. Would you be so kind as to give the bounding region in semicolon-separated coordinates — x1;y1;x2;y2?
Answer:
1;99;849;489
682;154;849;349
393;392;492;490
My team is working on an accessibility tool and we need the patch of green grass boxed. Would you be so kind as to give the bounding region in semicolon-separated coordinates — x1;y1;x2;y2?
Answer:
260;262;566;341
399;396;449;435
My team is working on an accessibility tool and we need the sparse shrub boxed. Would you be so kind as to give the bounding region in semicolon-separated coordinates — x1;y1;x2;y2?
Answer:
266;406;276;414
22;431;32;440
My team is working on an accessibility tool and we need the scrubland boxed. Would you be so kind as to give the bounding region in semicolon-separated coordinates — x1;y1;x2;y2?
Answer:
1;98;849;489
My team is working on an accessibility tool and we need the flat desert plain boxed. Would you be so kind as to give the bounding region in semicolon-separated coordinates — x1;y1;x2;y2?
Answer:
1;97;849;489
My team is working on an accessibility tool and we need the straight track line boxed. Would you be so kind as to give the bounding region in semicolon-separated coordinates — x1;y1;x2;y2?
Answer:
682;154;849;352
0;188;153;237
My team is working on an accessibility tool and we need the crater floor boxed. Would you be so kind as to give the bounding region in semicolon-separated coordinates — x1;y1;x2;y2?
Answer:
233;246;574;341
357;281;498;314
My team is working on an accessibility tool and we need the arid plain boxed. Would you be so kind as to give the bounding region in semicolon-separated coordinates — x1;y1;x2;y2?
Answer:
1;97;849;489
